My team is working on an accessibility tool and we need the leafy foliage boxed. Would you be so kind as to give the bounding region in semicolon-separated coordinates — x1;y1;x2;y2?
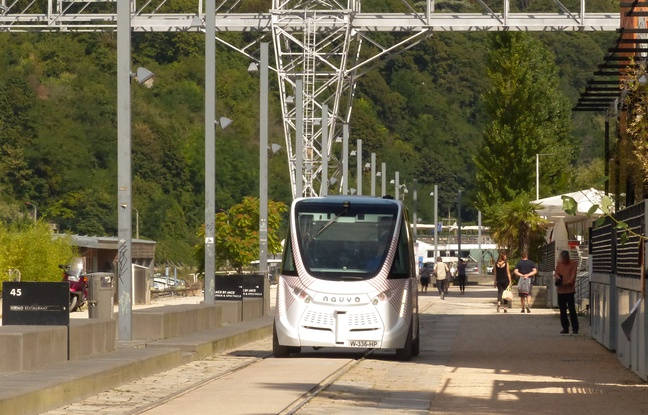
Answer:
194;197;287;273
474;32;574;210
0;222;77;283
488;194;548;257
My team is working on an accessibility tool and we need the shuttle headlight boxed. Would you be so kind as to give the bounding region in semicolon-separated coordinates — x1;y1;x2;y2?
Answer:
371;289;394;305
293;287;312;303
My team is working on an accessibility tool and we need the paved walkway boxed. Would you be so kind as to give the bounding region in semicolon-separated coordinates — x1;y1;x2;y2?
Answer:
301;286;648;414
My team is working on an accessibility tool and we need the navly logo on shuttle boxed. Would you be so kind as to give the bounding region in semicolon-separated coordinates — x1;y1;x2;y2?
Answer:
321;296;361;303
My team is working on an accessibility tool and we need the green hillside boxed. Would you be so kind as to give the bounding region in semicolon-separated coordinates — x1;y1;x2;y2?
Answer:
0;23;616;264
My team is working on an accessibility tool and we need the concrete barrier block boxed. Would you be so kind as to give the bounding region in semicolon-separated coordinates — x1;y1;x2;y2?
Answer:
216;301;242;324
243;298;264;321
0;326;67;372
69;319;116;360
132;303;225;341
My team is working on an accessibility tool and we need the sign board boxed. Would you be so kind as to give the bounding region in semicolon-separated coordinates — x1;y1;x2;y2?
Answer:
242;274;264;298
214;274;264;301
2;281;70;326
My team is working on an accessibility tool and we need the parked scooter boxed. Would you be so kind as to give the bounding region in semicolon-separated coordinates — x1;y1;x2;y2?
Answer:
60;264;88;312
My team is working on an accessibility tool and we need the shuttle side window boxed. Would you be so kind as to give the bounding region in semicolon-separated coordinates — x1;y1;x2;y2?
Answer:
389;218;410;279
281;235;297;276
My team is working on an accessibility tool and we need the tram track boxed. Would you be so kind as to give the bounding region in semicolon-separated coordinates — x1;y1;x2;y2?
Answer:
277;296;437;415
132;295;435;415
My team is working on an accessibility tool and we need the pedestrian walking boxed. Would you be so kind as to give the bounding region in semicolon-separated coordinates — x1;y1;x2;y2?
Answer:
420;263;432;293
494;251;512;313
554;250;579;334
514;250;537;313
457;259;467;294
434;257;450;300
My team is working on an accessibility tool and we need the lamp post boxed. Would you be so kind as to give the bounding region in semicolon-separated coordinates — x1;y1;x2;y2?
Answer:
259;42;269;277
134;208;139;240
431;184;439;258
320;104;329;196
456;192;462;260
295;79;304;198
370;153;376;197
381;162;386;197
342;124;349;195
356;139;362;195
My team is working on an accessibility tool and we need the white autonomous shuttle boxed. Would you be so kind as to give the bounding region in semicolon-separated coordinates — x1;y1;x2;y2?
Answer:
273;196;420;360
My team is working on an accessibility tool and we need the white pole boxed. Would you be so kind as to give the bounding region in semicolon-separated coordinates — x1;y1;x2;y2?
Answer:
381;162;386;197
536;153;539;200
434;184;438;258
342;124;349;195
370;153;376;197
395;171;399;200
356;139;362;195
478;210;482;274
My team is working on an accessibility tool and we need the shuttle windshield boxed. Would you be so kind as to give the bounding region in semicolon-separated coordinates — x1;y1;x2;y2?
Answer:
294;200;398;280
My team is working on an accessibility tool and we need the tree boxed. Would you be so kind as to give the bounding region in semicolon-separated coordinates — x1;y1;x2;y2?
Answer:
475;32;574;210
487;194;547;257
0;221;77;283
194;197;287;273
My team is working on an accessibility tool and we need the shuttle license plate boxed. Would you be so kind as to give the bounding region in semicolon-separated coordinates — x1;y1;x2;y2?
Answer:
348;340;378;348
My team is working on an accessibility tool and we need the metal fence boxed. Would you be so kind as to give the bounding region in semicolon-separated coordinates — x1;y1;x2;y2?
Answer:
589;201;646;279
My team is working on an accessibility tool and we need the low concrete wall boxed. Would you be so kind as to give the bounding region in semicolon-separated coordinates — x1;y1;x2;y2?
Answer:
510;286;548;308
243;298;264;321
0;325;67;372
69;319;116;360
132;303;224;342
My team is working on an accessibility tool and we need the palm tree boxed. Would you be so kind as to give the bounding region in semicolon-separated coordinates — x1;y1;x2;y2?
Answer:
487;194;547;256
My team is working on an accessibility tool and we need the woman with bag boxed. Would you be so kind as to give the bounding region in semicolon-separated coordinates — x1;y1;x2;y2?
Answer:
494;251;512;312
554;250;578;334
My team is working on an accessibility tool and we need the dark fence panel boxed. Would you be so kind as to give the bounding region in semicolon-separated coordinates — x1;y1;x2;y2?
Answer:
590;201;646;278
539;241;556;272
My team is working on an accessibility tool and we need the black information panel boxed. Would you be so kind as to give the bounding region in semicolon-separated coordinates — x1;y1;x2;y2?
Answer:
214;274;264;301
2;281;70;326
242;274;264;298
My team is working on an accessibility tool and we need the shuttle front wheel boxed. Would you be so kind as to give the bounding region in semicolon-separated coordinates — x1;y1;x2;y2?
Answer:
272;323;300;357
395;320;415;361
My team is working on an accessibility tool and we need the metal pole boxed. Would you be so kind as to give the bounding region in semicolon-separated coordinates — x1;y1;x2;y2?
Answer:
135;209;139;240
342;124;348;195
259;42;269;278
320;104;329;196
381;162;386;197
370;153;376;197
478;210;482;274
117;0;132;340
395;171;399;200
356;139;362;195
413;187;417;241
536;153;539;200
604;118;610;194
204;0;216;305
434;184;438;258
295;79;304;198
457;190;462;261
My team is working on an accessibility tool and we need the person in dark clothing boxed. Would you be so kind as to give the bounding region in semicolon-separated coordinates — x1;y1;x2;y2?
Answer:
494;251;512;313
457;259;467;294
514;251;537;313
554;250;579;334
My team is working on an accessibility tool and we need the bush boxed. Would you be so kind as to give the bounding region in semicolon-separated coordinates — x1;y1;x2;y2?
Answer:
0;221;76;283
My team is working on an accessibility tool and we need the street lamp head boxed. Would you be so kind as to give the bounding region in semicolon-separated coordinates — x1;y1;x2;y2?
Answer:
247;62;259;73
350;150;357;157
329;177;338;186
376;171;381;177
132;67;155;88
285;96;294;104
269;143;282;154
390;179;395;184
335;136;343;143
215;116;233;129
364;162;371;169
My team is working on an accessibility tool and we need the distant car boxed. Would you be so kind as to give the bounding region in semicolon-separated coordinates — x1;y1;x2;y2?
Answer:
465;262;479;274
